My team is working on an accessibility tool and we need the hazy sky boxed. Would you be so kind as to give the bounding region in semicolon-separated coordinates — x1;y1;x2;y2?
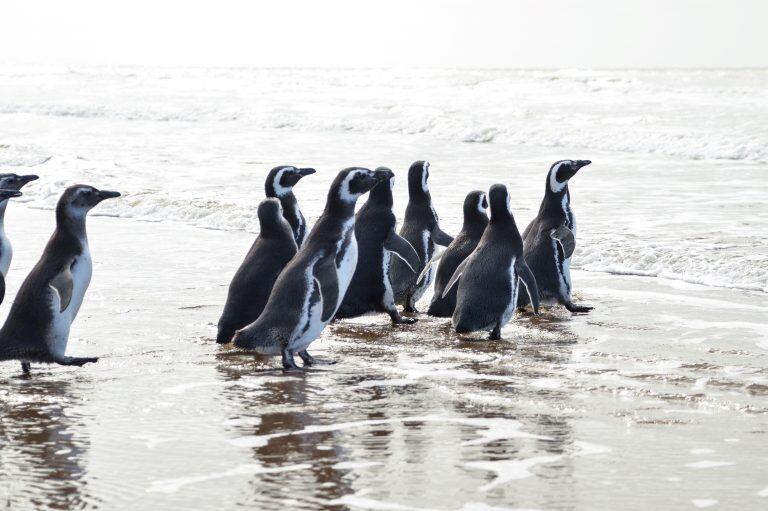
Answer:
1;0;766;68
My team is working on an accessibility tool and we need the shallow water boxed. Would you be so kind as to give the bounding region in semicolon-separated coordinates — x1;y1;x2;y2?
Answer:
0;209;766;510
1;66;767;510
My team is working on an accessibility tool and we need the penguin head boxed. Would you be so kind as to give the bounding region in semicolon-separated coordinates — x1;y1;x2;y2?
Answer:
0;173;38;192
59;185;121;218
548;160;591;193
369;167;396;202
407;160;431;199
257;197;284;225
464;190;488;216
265;166;316;197
333;167;381;204
488;184;513;221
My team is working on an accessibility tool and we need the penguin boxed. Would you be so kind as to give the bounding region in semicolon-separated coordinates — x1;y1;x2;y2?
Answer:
518;159;593;313
0;185;120;374
0;173;39;303
443;184;540;340
216;198;298;344
265;165;316;247
390;161;453;313
335;167;421;324
426;190;489;317
233;167;383;370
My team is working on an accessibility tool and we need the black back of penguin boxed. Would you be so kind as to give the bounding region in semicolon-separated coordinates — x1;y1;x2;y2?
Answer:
265;165;316;247
452;185;527;333
336;168;397;317
428;190;488;317
216;198;297;344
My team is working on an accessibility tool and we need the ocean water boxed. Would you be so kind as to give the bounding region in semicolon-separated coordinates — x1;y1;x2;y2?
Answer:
0;65;766;293
1;66;767;510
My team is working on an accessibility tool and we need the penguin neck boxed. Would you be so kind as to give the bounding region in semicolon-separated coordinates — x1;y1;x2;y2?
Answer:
462;213;488;237
259;217;289;239
540;185;569;219
0;201;7;234
368;184;393;209
56;205;89;246
324;193;356;221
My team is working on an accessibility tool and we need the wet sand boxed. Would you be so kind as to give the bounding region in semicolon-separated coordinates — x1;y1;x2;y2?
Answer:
1;206;767;510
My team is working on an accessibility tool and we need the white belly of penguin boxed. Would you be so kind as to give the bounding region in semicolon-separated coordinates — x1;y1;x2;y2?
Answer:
412;229;433;302
499;258;519;328
381;250;394;306
0;233;11;276
552;239;572;300
49;250;93;357
290;229;358;352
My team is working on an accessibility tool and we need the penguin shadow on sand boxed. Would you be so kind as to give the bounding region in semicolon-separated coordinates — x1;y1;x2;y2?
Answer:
213;360;355;507
0;377;95;509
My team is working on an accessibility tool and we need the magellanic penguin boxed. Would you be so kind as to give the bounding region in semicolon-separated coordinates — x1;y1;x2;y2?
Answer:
335;167;421;324
0;185;120;374
0;173;39;303
265;165;316;247
390;161;453;312
426;190;488;317
518;160;592;313
234;168;384;371
216;198;298;344
443;184;540;340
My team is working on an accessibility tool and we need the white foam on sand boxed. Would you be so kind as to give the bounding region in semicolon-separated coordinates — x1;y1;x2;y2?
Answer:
466;456;563;492
147;463;312;494
332;461;383;470
758;486;768;497
692;499;718;508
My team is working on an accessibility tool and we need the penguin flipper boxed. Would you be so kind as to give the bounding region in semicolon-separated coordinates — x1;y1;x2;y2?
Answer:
0;272;5;305
550;225;576;259
516;260;540;315
431;225;454;247
313;254;339;323
442;257;470;299
50;265;74;313
384;231;420;273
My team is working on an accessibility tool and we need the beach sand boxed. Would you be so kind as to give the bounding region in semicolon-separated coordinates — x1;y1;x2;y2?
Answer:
1;205;766;510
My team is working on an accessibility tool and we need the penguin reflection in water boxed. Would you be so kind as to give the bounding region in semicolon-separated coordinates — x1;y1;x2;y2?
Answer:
518;160;593;313
443;184;540;340
335;167;421;324
234;168;384;371
216;198;297;344
390;161;453;313
0;185;121;374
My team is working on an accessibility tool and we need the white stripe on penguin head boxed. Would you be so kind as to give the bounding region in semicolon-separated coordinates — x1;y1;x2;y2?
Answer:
421;161;430;193
477;193;487;214
339;169;366;203
548;161;570;193
272;167;293;197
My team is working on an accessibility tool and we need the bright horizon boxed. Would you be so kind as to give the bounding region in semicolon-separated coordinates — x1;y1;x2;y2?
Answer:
1;0;767;69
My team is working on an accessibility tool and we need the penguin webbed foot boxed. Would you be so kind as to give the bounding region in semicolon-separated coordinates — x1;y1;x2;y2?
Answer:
563;301;593;314
388;310;418;325
21;361;31;375
297;350;336;367
489;324;502;341
56;356;99;367
282;348;304;373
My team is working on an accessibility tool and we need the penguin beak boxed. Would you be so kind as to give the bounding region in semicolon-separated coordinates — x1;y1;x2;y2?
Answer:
0;189;22;200
97;190;121;201
573;160;592;170
298;168;316;178
19;174;39;186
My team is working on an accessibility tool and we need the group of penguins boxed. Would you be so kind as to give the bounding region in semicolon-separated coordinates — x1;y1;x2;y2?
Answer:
217;159;592;371
0;159;591;375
